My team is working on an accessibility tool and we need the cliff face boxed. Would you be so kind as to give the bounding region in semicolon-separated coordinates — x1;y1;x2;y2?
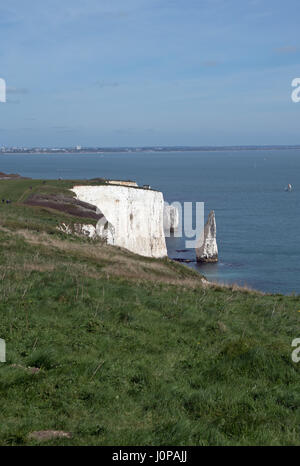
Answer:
71;185;167;258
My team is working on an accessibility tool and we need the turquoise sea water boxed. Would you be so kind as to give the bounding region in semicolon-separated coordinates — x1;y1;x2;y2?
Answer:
0;149;299;294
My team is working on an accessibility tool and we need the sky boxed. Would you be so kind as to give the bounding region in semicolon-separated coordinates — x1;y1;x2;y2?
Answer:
0;0;300;147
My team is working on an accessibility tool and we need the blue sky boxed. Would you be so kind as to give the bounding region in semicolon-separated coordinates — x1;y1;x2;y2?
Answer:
0;0;300;147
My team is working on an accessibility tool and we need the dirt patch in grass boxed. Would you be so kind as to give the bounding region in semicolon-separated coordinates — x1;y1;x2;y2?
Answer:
24;192;104;221
28;430;72;441
10;364;41;375
21;263;56;273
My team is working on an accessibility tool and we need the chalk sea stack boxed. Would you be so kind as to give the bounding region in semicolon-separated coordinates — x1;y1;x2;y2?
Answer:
164;204;179;233
196;210;218;263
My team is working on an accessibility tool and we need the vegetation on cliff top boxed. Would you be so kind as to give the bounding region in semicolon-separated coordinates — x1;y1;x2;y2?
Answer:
0;178;299;446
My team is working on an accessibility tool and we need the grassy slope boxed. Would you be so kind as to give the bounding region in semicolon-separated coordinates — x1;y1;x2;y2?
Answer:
0;179;300;446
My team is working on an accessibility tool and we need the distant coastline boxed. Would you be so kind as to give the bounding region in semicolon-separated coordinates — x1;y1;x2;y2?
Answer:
1;145;300;155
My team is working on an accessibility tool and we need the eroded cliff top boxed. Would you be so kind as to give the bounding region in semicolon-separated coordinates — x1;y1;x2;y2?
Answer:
0;171;30;180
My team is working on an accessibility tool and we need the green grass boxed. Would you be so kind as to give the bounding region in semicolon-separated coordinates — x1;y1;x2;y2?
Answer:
0;179;103;232
0;179;300;446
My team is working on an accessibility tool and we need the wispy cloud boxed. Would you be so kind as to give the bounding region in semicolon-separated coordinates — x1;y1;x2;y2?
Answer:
201;60;219;67
274;46;298;55
5;99;20;104
94;81;120;89
6;87;29;95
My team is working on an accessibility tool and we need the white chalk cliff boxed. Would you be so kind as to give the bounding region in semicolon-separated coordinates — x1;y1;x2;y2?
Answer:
196;210;218;263
71;185;167;258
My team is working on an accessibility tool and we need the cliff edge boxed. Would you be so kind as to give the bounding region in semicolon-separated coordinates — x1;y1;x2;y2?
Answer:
71;184;167;258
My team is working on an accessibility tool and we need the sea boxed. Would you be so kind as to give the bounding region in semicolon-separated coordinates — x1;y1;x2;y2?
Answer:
1;149;299;295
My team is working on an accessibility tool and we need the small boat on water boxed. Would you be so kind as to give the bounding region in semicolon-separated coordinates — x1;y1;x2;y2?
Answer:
285;183;293;192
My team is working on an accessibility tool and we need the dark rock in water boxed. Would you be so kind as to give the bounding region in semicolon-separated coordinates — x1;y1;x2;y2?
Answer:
176;249;188;253
172;258;195;263
196;210;218;263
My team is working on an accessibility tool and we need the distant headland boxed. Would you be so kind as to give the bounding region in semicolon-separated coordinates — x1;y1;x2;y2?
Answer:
1;145;300;154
